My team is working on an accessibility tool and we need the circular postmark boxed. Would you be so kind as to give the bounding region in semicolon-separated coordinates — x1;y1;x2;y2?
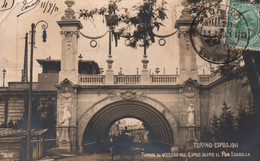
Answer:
190;3;250;64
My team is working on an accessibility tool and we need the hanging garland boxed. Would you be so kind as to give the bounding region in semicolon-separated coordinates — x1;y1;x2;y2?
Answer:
79;0;169;48
79;30;109;40
153;29;179;38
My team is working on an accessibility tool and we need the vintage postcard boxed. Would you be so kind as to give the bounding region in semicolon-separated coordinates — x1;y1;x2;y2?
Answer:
0;0;259;160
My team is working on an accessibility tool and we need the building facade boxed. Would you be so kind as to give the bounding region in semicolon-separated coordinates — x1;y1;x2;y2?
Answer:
0;0;253;154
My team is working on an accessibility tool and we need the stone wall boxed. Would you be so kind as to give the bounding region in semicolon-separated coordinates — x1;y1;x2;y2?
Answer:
208;78;253;121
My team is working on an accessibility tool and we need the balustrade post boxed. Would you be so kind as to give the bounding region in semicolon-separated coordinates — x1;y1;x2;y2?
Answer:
141;54;150;84
105;55;114;84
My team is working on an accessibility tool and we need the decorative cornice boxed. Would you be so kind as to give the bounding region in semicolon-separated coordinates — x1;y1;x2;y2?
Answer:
60;31;79;37
108;90;148;100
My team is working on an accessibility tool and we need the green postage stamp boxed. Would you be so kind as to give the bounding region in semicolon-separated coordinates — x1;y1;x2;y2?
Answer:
225;0;260;51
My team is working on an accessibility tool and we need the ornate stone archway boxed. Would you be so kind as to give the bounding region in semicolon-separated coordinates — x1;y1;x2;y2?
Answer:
77;94;180;152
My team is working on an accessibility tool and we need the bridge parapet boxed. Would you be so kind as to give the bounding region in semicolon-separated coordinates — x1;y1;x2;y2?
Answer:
78;74;180;85
150;75;178;84
79;75;105;85
115;75;141;84
198;72;222;85
79;73;222;85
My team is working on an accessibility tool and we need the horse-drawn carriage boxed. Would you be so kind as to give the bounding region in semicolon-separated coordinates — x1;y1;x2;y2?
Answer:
110;133;134;160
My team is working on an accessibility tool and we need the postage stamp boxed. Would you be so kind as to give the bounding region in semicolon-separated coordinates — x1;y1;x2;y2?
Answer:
225;0;260;51
190;3;246;64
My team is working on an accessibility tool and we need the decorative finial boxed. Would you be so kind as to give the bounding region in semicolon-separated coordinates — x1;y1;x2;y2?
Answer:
65;0;75;7
180;0;192;19
62;0;76;20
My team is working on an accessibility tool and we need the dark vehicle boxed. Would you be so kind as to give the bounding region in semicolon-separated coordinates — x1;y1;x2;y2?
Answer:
111;132;134;160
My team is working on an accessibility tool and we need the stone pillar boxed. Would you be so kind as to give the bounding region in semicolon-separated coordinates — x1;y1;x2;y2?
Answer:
56;79;78;153
141;55;150;84
175;7;198;83
186;126;198;151
56;0;81;153
105;55;114;84
57;0;83;84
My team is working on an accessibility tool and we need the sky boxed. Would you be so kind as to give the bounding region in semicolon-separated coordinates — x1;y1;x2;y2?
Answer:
0;0;211;85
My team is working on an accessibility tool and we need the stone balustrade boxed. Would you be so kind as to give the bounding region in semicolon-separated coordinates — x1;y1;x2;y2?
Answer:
150;75;178;84
78;73;222;85
4;73;222;89
199;73;222;85
79;74;181;85
114;75;141;84
199;75;210;85
79;75;105;84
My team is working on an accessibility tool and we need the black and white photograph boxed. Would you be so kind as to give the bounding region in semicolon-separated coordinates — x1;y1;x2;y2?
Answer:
0;0;259;160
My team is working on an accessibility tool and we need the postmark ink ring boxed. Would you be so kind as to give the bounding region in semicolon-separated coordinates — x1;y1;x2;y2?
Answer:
189;3;250;64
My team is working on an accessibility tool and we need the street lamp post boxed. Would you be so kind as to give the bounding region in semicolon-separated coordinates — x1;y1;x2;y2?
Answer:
27;20;48;161
2;69;6;87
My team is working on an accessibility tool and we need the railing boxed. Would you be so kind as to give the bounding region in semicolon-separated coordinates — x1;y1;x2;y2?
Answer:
150;75;178;84
78;74;222;85
79;75;105;84
114;75;141;84
199;72;222;85
209;72;222;82
199;75;210;84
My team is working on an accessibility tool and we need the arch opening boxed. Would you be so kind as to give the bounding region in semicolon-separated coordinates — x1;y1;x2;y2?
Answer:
82;100;174;153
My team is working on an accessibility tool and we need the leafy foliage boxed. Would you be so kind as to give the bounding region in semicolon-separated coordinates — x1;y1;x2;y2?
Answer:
211;102;237;142
209;102;259;145
79;0;168;48
237;104;258;143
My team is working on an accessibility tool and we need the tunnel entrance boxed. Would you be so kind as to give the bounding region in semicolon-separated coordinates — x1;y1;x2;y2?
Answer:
82;100;174;154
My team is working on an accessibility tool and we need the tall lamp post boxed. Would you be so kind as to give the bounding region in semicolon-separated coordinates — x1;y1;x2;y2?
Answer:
2;69;6;87
27;20;48;161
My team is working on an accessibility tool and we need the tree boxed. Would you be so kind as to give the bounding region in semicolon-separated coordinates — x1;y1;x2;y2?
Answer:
79;0;260;114
210;113;219;141
236;103;259;160
237;104;258;144
211;102;237;142
187;0;260;116
79;0;168;48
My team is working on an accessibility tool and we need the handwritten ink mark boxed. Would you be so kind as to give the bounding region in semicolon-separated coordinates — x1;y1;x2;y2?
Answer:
2;0;7;8
17;0;40;17
0;0;15;11
41;0;48;13
41;0;58;15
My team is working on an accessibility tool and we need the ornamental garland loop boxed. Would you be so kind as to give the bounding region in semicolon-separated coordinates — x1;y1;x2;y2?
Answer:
153;29;179;46
79;30;109;39
153;29;179;38
79;29;179;48
80;30;109;48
